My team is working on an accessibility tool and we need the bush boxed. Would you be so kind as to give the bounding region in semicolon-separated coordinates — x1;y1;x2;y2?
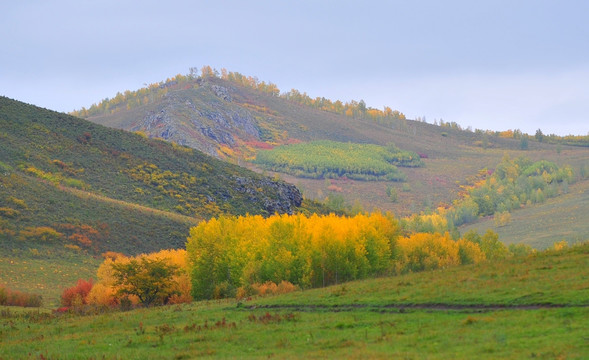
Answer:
0;207;20;218
18;226;63;242
508;243;535;257
61;279;93;307
494;211;511;227
0;285;42;307
236;281;298;299
86;283;118;307
213;281;236;300
89;249;190;307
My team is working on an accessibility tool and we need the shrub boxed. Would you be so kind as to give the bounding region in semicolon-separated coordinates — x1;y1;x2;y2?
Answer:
68;233;92;247
0;285;42;307
552;240;568;252
494;211;511;227
0;286;6;305
90;249;190;307
396;232;461;273
61;279;93;307
86;283;119;307
18;226;63;242
508;243;535;257
237;281;298;299
457;239;486;264
479;230;509;261
0;207;20;218
213;281;236;300
102;251;125;260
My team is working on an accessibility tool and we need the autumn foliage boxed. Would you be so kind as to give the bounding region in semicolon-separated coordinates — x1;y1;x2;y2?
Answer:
66;211;529;307
61;279;93;307
0;285;42;307
186;212;505;300
87;249;191;307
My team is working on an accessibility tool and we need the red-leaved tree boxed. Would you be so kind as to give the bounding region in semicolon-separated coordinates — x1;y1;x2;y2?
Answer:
61;279;93;307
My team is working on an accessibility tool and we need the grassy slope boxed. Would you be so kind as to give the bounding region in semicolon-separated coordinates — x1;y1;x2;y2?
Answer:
0;171;199;306
460;178;589;249
0;96;308;249
0;96;301;219
2;244;588;359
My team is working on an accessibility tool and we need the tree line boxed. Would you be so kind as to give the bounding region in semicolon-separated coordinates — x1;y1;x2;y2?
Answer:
70;66;407;128
62;212;537;308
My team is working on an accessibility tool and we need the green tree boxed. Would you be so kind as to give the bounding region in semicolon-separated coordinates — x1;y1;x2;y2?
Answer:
479;230;509;261
535;129;544;142
112;257;180;306
358;100;367;114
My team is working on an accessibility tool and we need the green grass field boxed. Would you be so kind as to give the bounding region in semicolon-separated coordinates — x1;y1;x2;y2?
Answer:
2;243;588;359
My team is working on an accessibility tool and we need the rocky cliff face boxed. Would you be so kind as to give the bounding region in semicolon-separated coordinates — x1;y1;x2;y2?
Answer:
234;176;303;215
130;82;261;157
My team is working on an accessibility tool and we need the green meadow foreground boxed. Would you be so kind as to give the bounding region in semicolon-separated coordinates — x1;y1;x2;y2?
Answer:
2;244;588;359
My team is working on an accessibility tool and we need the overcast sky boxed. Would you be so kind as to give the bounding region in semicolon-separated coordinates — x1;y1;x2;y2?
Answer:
2;0;588;135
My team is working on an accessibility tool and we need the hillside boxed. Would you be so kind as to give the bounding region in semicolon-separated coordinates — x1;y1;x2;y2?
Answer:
0;96;308;256
2;243;588;358
460;178;589;249
81;70;589;218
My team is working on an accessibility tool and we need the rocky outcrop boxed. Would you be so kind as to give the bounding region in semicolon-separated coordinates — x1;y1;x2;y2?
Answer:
210;84;232;101
234;176;303;215
131;85;260;158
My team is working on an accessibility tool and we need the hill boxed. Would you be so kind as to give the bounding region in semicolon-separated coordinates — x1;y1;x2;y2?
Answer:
79;69;589;218
0;96;309;296
460;178;589;249
2;243;588;358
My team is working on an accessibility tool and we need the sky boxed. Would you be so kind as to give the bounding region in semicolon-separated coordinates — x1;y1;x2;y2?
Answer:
2;0;588;136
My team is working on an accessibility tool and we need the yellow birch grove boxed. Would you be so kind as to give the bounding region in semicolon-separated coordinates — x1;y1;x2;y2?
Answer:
186;212;493;300
84;213;510;305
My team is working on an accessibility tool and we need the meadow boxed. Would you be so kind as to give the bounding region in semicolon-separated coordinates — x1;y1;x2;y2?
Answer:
1;243;587;359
